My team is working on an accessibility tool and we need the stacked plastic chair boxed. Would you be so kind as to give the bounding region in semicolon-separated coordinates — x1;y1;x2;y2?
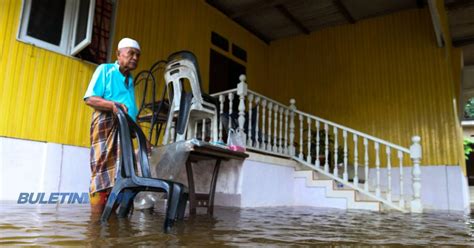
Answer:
100;104;188;232
162;51;219;144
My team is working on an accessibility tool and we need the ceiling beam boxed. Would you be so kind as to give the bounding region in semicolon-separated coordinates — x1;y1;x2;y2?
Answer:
206;0;271;44
453;36;474;47
229;0;291;19
333;0;356;24
446;0;474;11
238;22;272;45
275;4;310;35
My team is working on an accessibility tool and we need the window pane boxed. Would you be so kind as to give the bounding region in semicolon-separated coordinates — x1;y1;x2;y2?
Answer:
26;0;66;46
75;0;91;46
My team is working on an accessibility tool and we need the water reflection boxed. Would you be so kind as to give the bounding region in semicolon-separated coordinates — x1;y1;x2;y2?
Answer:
0;204;473;246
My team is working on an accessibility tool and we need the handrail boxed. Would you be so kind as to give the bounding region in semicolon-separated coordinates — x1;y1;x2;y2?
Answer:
247;90;289;109
210;88;237;96
294;109;410;153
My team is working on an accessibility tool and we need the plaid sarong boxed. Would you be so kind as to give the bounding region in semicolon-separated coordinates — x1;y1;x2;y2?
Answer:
89;111;120;193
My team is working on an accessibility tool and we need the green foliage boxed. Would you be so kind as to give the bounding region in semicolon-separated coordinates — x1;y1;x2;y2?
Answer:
464;137;474;160
464;98;474;119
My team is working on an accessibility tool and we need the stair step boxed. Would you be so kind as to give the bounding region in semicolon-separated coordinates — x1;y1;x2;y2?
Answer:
294;160;407;213
294;170;380;211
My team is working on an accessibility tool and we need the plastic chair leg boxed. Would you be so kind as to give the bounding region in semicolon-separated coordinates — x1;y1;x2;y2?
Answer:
117;189;138;218
176;92;193;141
162;102;176;145
163;183;183;232
100;186;123;223
177;192;188;220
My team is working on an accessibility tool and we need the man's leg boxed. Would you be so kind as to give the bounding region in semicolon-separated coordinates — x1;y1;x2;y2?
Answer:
89;188;112;214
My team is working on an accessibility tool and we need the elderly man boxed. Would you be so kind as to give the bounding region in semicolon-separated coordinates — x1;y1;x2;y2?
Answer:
83;38;141;214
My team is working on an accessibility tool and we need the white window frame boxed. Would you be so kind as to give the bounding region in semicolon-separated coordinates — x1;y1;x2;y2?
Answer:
17;0;95;56
71;0;96;55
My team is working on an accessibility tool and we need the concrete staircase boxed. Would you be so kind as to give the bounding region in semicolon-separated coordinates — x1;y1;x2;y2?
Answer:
294;170;382;211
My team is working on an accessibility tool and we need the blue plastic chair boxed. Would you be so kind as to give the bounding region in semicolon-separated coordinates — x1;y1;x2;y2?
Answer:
100;105;188;232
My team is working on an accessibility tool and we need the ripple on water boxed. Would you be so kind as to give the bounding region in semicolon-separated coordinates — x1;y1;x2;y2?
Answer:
0;204;473;246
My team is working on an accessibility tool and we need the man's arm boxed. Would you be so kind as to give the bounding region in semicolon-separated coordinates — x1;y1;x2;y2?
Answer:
85;96;128;114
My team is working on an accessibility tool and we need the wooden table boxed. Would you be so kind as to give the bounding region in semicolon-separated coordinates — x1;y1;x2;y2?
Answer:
151;140;248;216
185;143;248;215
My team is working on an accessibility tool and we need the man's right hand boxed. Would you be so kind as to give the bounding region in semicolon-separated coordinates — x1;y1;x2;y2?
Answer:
112;103;128;114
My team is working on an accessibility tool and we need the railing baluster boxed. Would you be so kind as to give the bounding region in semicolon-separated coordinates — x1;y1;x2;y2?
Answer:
398;150;405;208
202;119;206;141
410;136;423;213
284;109;289;155
386;146;392;203
247;94;254;147
299;114;303;160
267;102;273;151
218;95;225;142
289;99;296;156
364;138;369;191
279;107;283;154
254;97;260;149
333;127;338;177
315;121;320;168
324;123;329;172
375;142;381;197
353;134;359;187
236;75;248;138
237;87;247;135
307;117;312;164
273;104;278;152
228;92;234;131
343;130;348;181
261;99;267;150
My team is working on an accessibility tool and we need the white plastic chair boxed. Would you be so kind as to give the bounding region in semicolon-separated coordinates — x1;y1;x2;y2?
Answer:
162;52;218;144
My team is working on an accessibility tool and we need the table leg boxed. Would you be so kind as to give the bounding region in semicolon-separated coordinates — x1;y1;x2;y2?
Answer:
207;159;221;215
186;160;197;215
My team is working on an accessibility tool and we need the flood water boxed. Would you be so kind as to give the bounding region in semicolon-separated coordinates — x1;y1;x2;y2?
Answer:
1;204;473;246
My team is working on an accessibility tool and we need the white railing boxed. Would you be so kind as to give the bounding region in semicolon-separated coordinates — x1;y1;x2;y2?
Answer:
208;75;423;213
210;76;293;158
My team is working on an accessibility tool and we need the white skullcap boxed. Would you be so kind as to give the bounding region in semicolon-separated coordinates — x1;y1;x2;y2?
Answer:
118;38;140;51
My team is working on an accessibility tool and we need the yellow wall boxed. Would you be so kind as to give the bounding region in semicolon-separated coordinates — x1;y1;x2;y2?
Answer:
263;8;462;166
0;0;466;167
0;0;96;147
0;0;268;147
435;0;465;172
113;0;268;101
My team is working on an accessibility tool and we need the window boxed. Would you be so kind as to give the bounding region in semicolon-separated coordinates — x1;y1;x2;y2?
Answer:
208;32;247;94
211;32;229;52
18;0;114;64
232;43;247;62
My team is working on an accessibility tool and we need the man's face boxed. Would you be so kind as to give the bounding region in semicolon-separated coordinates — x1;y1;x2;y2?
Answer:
117;47;140;71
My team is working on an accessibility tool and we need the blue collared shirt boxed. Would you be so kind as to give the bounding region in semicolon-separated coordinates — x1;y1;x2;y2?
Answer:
84;61;138;121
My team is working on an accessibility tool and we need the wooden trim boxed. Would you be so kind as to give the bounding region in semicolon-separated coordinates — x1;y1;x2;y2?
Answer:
446;0;474;10
453;36;474;47
228;0;289;19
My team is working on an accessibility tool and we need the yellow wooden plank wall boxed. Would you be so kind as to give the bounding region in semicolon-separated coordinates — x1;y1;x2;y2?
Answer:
0;0;97;147
434;0;466;172
112;0;269;104
0;0;268;147
0;0;465;167
262;8;463;166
